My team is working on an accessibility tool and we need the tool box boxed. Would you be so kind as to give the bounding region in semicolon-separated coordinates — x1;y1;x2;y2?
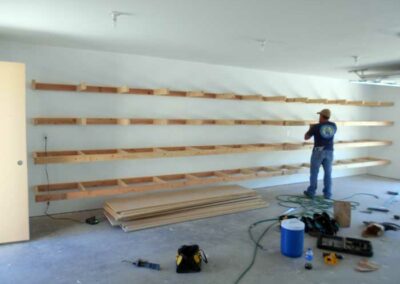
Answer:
317;235;373;257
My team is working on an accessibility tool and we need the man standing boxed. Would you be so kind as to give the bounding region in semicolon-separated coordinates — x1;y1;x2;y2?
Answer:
304;109;337;199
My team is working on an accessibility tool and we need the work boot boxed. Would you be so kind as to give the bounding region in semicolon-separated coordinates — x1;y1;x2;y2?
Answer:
303;191;315;199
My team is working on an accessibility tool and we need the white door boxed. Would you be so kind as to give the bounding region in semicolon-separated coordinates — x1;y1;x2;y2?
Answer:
0;61;29;244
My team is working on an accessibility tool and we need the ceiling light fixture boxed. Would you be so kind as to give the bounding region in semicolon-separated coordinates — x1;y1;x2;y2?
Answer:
255;39;267;52
349;56;400;87
349;69;400;87
110;11;132;28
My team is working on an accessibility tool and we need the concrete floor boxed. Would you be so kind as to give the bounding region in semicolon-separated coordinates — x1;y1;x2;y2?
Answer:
0;175;399;284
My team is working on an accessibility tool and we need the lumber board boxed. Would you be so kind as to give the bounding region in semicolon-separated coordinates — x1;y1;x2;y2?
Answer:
241;95;264;101
106;185;254;213
119;199;267;232
106;196;263;221
285;97;308;103
35;157;390;202
104;211;121;226
32;80;394;107
32;117;395;127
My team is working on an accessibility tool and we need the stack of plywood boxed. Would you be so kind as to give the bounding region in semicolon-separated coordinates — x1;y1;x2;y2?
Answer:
104;185;267;232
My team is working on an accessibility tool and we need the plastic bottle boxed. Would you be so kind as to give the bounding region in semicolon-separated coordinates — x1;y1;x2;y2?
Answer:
304;248;313;270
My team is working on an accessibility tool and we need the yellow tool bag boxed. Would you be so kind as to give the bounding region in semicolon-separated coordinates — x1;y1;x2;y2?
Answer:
176;244;208;273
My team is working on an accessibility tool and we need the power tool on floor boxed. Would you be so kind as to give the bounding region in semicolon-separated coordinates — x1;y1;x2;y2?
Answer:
323;252;343;265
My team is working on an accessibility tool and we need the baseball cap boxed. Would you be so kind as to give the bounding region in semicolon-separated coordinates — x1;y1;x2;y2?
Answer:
317;108;331;118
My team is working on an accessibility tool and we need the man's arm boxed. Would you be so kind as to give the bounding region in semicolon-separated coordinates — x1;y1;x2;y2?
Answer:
304;124;315;140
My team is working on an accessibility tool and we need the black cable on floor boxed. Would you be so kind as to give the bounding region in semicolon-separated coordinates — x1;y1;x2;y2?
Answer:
234;220;279;284
43;136;84;224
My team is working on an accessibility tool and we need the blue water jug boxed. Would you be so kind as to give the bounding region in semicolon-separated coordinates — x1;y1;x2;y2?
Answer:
281;218;305;258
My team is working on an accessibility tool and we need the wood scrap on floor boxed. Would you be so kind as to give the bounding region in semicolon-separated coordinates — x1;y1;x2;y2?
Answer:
104;185;268;232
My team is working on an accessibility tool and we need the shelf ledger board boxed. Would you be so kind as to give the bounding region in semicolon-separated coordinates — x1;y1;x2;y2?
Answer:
35;157;390;202
32;117;394;126
33;140;392;164
31;80;394;107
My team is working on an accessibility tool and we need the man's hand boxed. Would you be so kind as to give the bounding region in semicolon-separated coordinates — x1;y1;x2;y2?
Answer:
304;124;314;140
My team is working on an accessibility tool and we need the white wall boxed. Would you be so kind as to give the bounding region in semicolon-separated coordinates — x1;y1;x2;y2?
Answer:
0;41;378;217
366;85;399;179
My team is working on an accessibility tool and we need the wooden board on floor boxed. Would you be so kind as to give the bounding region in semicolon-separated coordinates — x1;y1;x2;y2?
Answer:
106;195;264;221
105;192;258;219
104;211;121;227
120;199;267;232
105;185;254;213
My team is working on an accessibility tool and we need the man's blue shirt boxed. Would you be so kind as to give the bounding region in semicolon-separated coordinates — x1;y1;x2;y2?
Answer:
307;121;337;151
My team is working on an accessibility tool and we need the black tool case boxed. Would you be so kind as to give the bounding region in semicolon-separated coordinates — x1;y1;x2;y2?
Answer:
317;235;373;257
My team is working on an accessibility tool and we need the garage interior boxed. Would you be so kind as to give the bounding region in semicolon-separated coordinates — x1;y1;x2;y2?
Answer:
0;1;399;284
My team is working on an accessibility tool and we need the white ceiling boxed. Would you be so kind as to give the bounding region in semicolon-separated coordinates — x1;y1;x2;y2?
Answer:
1;0;400;78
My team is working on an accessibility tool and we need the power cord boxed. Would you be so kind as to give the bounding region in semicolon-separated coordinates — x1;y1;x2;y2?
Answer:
43;135;85;224
234;219;279;284
234;192;378;283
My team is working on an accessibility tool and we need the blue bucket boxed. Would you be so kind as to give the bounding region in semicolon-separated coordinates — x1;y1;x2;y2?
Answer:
280;219;305;258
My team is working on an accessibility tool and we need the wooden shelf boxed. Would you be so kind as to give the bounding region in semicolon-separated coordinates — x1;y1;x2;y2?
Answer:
32;117;394;126
33;140;392;164
31;80;394;107
34;157;390;202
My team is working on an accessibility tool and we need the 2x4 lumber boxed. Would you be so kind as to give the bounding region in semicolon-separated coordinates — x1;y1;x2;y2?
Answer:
153;88;169;95
32;80;394;107
186;91;204;97
117;86;129;94
286;97;308;103
215;93;237;99
306;98;329;104
33;140;392;164
34;157;390;202
32;117;395;126
77;83;87;91
263;96;287;102
241;95;264;101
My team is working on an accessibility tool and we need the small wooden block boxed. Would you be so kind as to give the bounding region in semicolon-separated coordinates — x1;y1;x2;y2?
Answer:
215;93;237;99
186;91;204;97
379;102;394;107
153;88;170;95
77;82;87;91
285;97;308;103
263;96;286;102
306;99;328;104
153;177;167;184
242;95;264;101
362;101;380;107
346;100;363;106
153;119;169;125
334;201;351;228
117;86;130;93
117;118;130;125
215;120;235;125
31;80;37;89
185;119;204;125
77;118;87;125
241;120;262;125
